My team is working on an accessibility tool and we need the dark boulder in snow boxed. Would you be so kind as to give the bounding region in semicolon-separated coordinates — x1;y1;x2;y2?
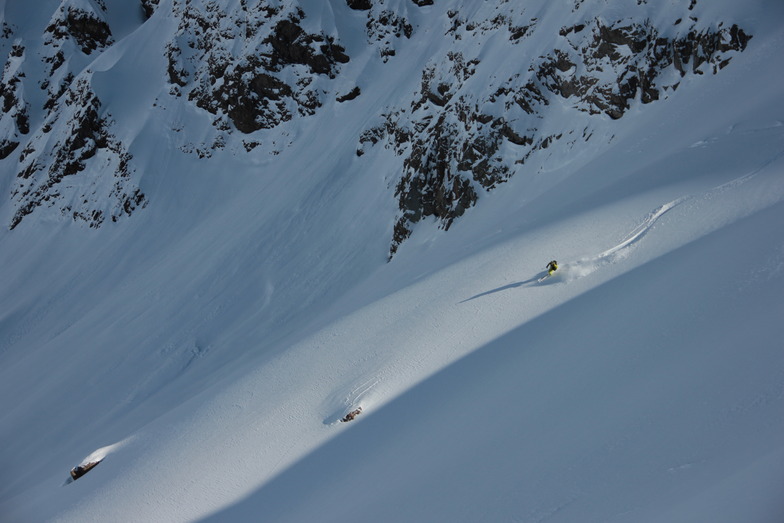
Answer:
346;0;372;11
341;407;363;422
337;86;362;103
70;459;102;481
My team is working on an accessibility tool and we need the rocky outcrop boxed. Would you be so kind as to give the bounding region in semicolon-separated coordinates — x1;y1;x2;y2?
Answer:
0;1;150;231
341;407;363;422
0;0;754;247
364;6;414;61
166;2;349;134
10;78;147;230
141;0;161;20
538;19;752;120
337;86;361;103
38;1;119;123
359;7;752;257
0;41;29;160
346;0;372;11
44;3;114;56
69;459;103;481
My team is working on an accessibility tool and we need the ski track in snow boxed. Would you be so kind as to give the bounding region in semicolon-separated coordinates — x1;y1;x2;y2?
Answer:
563;198;686;281
561;148;784;283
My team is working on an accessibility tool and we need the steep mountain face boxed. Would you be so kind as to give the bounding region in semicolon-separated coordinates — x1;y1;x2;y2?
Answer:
358;6;751;256
2;0;146;229
165;1;349;134
0;0;750;254
0;37;27;160
1;1;783;521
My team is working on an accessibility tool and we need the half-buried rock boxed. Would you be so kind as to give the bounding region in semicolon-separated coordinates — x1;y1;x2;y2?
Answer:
70;459;102;481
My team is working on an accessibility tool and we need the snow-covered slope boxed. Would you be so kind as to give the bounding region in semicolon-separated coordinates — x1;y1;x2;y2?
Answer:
1;0;783;521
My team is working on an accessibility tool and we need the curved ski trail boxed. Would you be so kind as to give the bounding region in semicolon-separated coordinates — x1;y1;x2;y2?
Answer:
557;155;782;282
560;197;687;281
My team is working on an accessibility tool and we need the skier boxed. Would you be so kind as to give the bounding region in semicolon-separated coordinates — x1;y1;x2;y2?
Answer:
546;260;558;276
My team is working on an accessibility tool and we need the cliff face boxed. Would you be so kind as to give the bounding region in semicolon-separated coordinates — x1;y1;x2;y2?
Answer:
165;2;349;134
356;7;751;256
2;0;144;229
0;0;751;254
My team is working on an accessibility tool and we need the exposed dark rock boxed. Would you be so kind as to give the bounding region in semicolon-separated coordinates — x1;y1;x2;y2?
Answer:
360;11;752;258
509;24;532;41
0;43;30;159
264;19;349;76
337;86;361;102
192;54;297;134
2;0;754;251
0;139;19;159
168;4;350;134
70;460;102;481
538;19;753;119
165;44;188;88
66;10;112;54
560;24;586;37
341;407;363;422
10;78;147;230
141;0;160;20
364;8;414;61
45;8;113;55
379;102;513;258
347;0;372;10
